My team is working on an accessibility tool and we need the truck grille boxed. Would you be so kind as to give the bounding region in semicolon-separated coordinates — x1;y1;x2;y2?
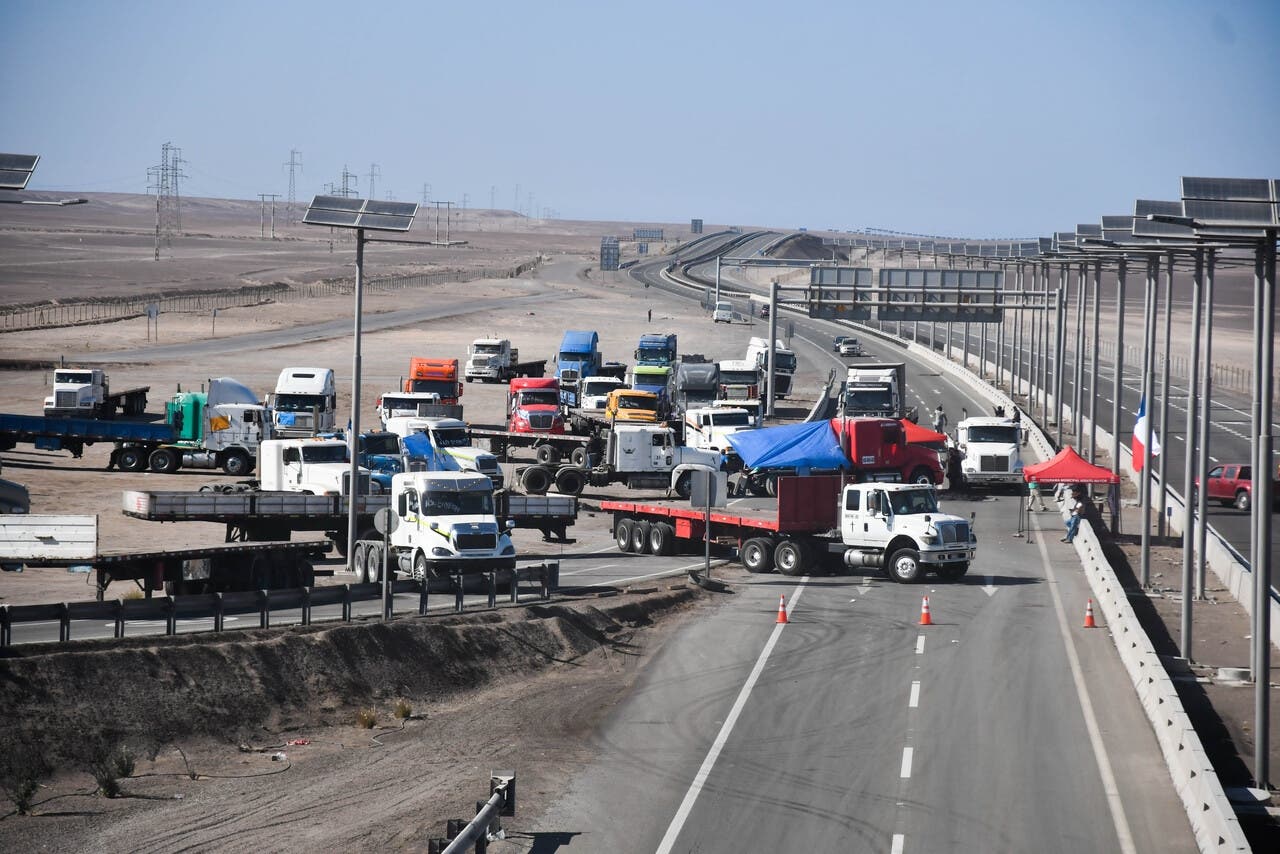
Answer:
55;391;78;408
527;413;554;430
938;522;970;544
455;532;497;550
979;455;1009;473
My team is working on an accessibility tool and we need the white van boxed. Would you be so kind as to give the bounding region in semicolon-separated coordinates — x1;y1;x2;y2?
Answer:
712;301;734;323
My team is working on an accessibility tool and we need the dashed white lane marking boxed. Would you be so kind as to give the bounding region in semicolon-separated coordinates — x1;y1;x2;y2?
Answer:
915;635;926;655
654;578;809;854
908;681;921;708
900;747;914;779
891;833;905;854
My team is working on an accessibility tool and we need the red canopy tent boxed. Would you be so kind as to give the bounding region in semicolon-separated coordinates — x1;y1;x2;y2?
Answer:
1023;446;1120;484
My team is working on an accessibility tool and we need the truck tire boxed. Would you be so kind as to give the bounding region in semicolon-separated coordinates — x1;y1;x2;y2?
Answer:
352;542;368;581
535;444;561;465
741;538;774;573
674;471;693;500
774;539;806;576
1235;490;1250;511
222;450;252;476
909;467;934;485
648;522;675;556
364;543;383;583
887;547;924;583
413;551;430;582
149;447;181;473
117;447;147;472
764;474;778;498
631;521;651;554
554;466;586;496
520;466;552;495
615;518;634;552
571;446;588;467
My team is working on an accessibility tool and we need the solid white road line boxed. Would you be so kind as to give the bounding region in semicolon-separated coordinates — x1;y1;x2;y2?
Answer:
1030;515;1137;854
899;747;913;779
908;681;920;708
654;578;809;854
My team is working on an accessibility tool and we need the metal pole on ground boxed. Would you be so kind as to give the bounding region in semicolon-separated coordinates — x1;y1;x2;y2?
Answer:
1194;250;1215;599
1088;261;1101;463
1139;257;1157;588
1111;258;1128;485
1157;252;1174;538
1179;249;1203;661
347;229;365;574
1253;231;1275;790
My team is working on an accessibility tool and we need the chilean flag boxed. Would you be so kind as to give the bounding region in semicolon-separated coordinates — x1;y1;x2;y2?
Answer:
1132;395;1161;472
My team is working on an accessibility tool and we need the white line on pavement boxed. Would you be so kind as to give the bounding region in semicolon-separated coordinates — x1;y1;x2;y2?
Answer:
915;635;925;655
891;833;905;854
654;578;809;854
900;747;913;778
908;681;920;708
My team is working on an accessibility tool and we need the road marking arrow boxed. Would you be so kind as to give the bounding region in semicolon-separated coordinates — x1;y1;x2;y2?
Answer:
983;575;997;597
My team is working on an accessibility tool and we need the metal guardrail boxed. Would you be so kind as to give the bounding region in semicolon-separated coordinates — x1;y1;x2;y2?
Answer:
0;563;559;647
428;772;516;853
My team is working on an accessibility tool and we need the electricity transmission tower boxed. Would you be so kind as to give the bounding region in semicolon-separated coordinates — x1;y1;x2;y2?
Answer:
366;163;380;202
283;148;302;222
338;165;358;198
422;183;432;205
146;141;186;259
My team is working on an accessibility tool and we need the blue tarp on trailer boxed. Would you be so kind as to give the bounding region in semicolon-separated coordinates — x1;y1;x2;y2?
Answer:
726;420;848;473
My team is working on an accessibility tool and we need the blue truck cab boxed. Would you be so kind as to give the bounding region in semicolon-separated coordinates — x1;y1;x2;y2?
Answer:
635;332;678;368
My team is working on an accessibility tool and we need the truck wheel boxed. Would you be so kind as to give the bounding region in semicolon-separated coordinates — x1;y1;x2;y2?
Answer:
887;547;924;583
571;446;588;467
413;552;430;582
648;522;675;556
520;466;552;495
674;471;693;500
352;542;368;581
764;475;778;498
631;521;651;554
364;543;383;583
741;538;774;573
1235;490;1250;512
615;518;634;552
222;450;252;476
117;447;147;472
554;467;586;496
774;540;806;576
909;467;934;485
535;444;561;465
465;376;474;383
149;447;181;473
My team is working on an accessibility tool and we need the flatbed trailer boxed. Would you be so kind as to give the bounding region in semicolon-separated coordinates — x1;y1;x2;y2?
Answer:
601;475;844;574
467;425;591;466
122;488;579;549
0;411;175;460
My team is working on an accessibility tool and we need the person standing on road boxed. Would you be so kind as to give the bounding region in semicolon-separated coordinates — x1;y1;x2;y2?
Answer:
1062;488;1084;542
932;404;948;433
647;308;652;323
1027;479;1047;511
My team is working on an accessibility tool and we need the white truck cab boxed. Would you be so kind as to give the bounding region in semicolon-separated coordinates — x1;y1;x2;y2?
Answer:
383;416;503;489
376;391;443;426
465;338;514;382
270;367;337;438
591;424;722;498
953;417;1024;488
382;471;516;580
683;406;755;453
839;482;976;582
257;438;372;495
579;376;628;410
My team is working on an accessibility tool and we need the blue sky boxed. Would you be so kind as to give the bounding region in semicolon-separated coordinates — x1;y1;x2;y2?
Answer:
3;0;1277;237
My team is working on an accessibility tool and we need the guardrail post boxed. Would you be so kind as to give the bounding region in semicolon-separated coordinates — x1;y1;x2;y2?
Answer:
114;598;125;638
214;592;224;633
302;586;312;626
165;595;177;635
1;605;10;647
418;581;429;615
342;584;352;622
454;574;464;613
487;571;497;609
509;569;519;604
60;602;70;642
259;589;269;629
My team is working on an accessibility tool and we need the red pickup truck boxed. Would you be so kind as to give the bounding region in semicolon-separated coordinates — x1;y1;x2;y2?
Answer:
1195;464;1280;512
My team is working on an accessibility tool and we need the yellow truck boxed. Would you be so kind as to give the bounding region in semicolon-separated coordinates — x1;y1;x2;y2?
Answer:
605;389;660;423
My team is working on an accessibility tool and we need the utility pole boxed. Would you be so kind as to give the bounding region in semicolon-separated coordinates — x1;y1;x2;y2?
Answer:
339;165;358;198
258;193;280;238
366;163;380;203
422;183;431;205
283;149;302;223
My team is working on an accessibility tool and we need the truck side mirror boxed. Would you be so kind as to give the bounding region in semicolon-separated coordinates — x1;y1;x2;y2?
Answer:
398;493;408;516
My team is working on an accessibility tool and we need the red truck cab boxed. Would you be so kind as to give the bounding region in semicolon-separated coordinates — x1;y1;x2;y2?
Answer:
403;358;463;404
507;377;565;434
1196;464;1280;512
831;417;944;485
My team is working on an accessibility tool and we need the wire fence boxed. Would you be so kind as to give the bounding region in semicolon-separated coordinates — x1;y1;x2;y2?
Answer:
0;257;543;334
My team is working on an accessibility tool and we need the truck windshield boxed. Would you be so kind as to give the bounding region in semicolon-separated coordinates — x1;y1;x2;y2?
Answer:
56;371;95;384
583;379;622;395
888;489;939;515
432;428;470;448
773;353;797;371
845;389;893;410
711;411;751;427
617;395;656;411
362;434;401;455
518;390;560;408
383;396;435;412
275;393;328;412
301;445;348;463
967;425;1019;443
473;343;502;355
408;380;456;397
637;347;671;363
422;490;494;516
558;351;586;362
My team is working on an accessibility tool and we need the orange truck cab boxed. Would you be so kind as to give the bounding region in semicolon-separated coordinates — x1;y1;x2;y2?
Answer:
605;389;659;423
403;358;463;404
507;377;565;434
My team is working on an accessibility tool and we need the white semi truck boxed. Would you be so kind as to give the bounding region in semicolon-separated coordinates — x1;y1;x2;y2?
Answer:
43;368;150;419
952;416;1025;489
383;415;504;490
270;367;337;438
464;338;548;383
257;437;374;496
745;337;797;399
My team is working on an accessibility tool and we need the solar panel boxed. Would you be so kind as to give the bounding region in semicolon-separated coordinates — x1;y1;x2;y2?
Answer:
1131;199;1194;239
1054;231;1076;251
1181;176;1272;202
1038;238;1054;254
1075;224;1102;239
0;153;39;191
1183;198;1278;227
303;195;418;232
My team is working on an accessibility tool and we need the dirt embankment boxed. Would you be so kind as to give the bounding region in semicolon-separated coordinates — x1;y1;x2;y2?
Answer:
0;586;708;850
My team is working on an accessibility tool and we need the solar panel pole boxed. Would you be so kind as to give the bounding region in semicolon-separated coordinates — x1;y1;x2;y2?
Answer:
1156;252;1174;536
1255;230;1275;790
1179;248;1204;661
348;228;365;579
1088;261;1101;464
1139;256;1158;588
1054;265;1067;446
1074;263;1086;443
1194;250;1215;600
1110;258;1128;487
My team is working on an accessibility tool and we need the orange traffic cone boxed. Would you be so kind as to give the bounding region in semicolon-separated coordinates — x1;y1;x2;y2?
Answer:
1083;599;1097;629
919;596;933;626
776;594;789;625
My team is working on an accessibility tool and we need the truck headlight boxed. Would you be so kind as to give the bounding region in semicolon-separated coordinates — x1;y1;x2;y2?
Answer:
431;547;452;557
920;534;938;544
